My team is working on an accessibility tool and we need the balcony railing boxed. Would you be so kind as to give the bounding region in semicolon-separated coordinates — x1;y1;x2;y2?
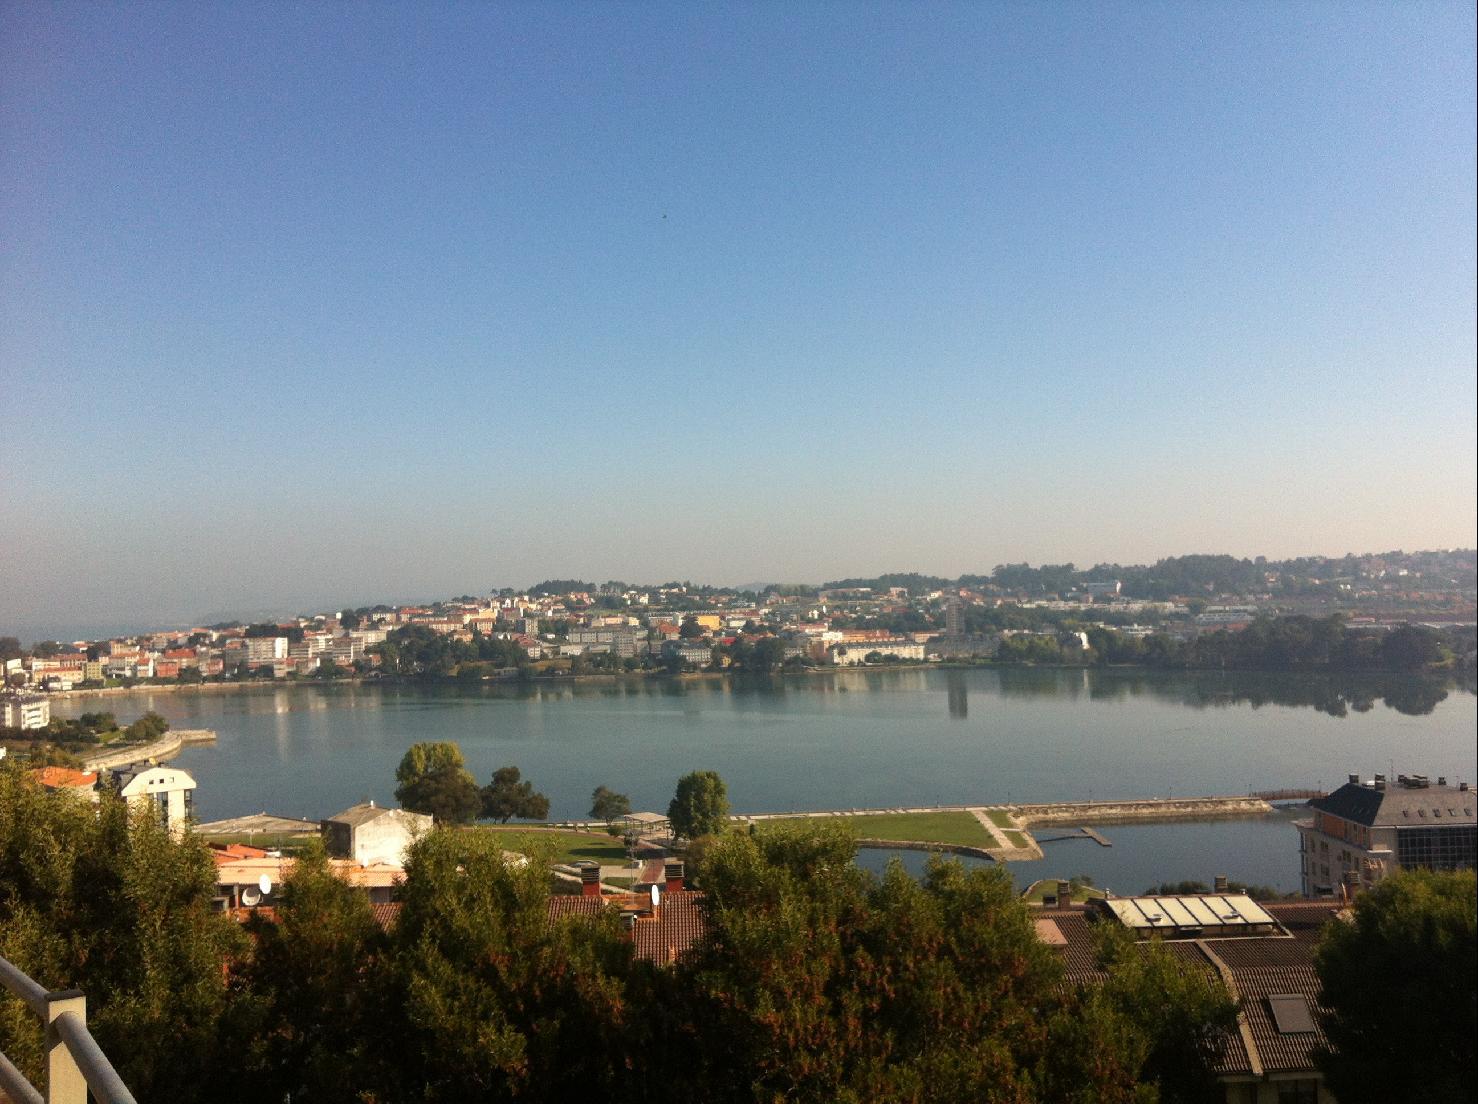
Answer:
0;955;137;1104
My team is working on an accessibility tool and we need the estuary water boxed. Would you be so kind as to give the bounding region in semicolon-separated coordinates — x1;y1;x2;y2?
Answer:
54;668;1475;893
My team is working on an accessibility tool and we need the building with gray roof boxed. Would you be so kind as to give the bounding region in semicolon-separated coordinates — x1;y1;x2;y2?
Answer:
1296;773;1475;897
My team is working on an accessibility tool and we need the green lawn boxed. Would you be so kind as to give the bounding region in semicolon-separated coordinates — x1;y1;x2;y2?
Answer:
1002;829;1032;850
760;811;994;849
1020;878;1107;904
472;826;630;867
984;809;1017;830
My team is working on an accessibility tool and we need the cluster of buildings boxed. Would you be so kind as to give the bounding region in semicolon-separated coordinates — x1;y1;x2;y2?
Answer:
9;561;1473;691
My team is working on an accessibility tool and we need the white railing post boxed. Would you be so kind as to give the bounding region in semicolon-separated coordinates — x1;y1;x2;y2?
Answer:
43;990;86;1104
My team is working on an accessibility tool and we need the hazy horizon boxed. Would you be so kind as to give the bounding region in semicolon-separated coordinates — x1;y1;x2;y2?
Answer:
3;4;1474;645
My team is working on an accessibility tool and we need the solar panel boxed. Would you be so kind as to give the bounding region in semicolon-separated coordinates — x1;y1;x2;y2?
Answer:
1268;994;1317;1034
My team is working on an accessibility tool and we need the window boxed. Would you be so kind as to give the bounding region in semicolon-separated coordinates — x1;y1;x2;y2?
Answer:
1277;1080;1319;1104
1397;825;1477;871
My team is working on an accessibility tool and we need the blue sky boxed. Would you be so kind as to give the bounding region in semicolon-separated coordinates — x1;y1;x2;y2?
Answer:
2;2;1474;640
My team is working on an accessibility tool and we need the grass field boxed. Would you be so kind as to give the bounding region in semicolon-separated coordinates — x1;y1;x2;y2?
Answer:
984;809;1017;830
760;811;994;848
1020;879;1107;904
472;826;630;867
1002;829;1032;849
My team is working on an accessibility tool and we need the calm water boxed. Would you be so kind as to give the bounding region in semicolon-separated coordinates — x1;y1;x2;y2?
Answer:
56;668;1475;892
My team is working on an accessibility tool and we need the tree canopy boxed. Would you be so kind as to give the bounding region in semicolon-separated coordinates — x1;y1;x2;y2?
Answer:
481;766;551;823
590;785;632;822
667;771;729;839
1314;869;1477;1104
394;741;482;824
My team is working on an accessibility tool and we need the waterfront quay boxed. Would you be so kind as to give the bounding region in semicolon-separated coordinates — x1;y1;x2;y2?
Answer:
567;792;1298;864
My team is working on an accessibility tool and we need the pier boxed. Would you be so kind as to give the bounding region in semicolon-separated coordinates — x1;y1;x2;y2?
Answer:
81;728;216;771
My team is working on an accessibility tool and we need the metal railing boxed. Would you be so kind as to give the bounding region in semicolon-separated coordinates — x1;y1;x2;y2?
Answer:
0;955;138;1104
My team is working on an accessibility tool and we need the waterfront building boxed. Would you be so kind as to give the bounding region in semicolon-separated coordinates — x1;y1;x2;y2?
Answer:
1;692;50;730
1296;773;1476;897
828;639;926;665
244;636;289;664
108;763;197;836
321;801;432;866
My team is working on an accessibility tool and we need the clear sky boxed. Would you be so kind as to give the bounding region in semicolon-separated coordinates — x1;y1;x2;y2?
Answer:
2;2;1475;640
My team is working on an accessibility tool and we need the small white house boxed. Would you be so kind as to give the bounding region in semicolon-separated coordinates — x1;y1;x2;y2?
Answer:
321;802;432;866
110;763;198;836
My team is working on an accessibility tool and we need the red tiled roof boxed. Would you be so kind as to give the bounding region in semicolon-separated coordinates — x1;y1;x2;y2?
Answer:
30;766;98;789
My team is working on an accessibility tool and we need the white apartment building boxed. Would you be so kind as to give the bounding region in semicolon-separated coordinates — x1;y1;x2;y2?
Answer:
1;693;50;730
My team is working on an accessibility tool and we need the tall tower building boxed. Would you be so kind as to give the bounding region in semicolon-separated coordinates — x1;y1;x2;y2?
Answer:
945;597;964;638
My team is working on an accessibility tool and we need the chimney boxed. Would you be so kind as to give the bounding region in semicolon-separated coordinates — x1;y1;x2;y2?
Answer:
1461;782;1470;792
1341;870;1360;902
1374;774;1386;792
1437;777;1446;787
1056;880;1072;907
1213;874;1229;893
664;860;685;893
577;861;601;897
1348;773;1360;785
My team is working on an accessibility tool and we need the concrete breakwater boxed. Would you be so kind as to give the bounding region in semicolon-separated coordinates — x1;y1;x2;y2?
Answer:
1007;796;1274;826
81;729;216;771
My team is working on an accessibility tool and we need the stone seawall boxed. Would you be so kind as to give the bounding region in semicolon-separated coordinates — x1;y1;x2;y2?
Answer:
1010;796;1273;826
81;729;216;771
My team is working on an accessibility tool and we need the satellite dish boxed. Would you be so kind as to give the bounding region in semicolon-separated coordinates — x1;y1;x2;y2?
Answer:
258;874;273;895
649;884;660;909
240;886;261;908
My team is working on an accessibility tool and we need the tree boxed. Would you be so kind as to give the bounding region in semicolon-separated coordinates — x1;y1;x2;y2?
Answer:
0;764;244;1101
394;742;482;824
481;766;551;823
339;610;362;630
590;785;632;822
667;770;729;840
1314;869;1476;1104
0;636;23;661
379;827;644;1102
678;616;705;639
227;839;388;1101
124;710;170;742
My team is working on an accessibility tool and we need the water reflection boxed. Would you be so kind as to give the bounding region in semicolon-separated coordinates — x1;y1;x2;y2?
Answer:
946;672;968;719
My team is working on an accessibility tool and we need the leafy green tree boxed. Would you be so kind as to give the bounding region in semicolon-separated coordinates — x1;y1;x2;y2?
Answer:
1314;869;1477;1104
0;636;22;661
481;766;551;823
378;827;643;1102
0;764;244;1100
678;616;705;639
224;839;388;1101
1087;924;1238;1103
676;824;1069;1101
124;710;170;742
394;741;482;823
667;770;729;840
590;785;632;822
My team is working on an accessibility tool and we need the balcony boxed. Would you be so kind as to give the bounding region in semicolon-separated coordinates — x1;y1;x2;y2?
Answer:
0;955;136;1104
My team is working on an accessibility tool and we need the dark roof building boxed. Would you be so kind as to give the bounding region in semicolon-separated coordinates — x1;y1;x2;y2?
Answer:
1297;773;1475;897
1048;897;1347;1102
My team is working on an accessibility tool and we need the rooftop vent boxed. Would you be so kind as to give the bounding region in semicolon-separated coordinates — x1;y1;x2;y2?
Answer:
1348;773;1360;785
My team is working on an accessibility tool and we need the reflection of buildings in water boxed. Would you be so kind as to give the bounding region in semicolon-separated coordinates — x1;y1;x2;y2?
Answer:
946;672;968;720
